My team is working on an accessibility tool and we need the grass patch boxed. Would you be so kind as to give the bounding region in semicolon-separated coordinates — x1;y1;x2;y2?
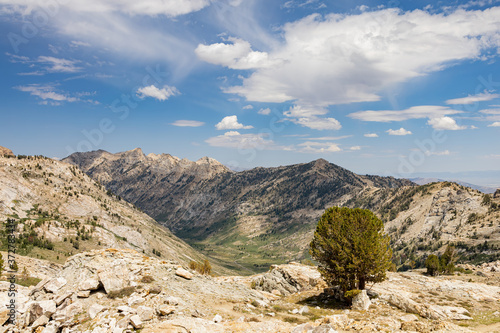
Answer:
15;276;42;287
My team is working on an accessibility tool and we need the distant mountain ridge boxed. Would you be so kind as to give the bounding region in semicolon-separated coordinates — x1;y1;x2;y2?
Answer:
410;177;497;194
64;148;413;272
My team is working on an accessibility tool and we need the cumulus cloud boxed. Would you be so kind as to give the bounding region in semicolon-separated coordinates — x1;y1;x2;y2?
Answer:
205;131;283;150
257;108;271;115
216;7;500;109
136;85;179;101
215;115;253;130
387;128;412;136
171;120;205;127
195;37;281;70
446;91;500;105
488;122;500;127
364;133;379;138
427;116;467;130
348;106;462;122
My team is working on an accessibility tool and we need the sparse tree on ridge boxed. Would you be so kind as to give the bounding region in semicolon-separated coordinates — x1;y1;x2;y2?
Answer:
310;207;393;298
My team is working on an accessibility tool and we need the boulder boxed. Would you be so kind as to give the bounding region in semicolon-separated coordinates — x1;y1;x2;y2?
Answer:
164;296;181;305
175;268;193;280
88;304;105;319
130;315;143;329
251;263;326;296
31;314;49;329
213;314;222;323
157;305;175;316
494;189;500;199
352;290;371;311
128;295;145;306
44;277;67;293
98;268;128;294
0;146;14;157
79;278;100;291
137;306;154;321
77;290;90;298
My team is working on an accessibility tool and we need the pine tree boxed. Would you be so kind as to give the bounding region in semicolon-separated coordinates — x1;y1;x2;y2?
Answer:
310;207;392;297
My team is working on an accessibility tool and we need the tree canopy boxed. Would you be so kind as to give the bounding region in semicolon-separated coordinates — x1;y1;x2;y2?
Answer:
309;207;392;295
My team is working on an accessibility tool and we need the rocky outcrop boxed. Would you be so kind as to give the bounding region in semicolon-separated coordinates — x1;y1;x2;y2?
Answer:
250;263;327;296
494;188;500;199
0;145;13;157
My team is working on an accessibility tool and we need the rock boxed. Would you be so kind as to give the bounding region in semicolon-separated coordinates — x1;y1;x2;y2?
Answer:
130;315;143;329
191;309;204;318
298;305;309;315
253;299;269;308
79;278;100;291
0;146;14;157
251;263;326;296
400;314;419;323
322;314;349;329
77;290;91;298
52;302;82;322
292;323;314;333
114;316;130;333
41;322;60;333
88;304;105;319
494;189;500;199
44;277;67;293
147;285;162;294
352;290;371;311
54;292;72;306
98;268;128;294
164;295;181;305
175;268;193;280
213;314;222;323
137;306;154;321
31;314;49;329
157;305;175;316
312;324;337;333
128;295;145;306
117;305;135;314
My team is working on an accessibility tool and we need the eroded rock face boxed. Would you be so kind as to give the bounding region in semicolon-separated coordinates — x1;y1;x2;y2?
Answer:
250;263;327;296
0;146;13;157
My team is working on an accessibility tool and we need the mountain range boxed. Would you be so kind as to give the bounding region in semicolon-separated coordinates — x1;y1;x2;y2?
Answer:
64;148;500;273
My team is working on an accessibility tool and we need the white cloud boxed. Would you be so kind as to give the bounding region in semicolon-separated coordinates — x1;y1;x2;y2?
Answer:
364;133;379;138
488;122;500;127
215;115;253;130
195;37;281;70
136;85;179;101
446;91;500;105
427;117;467;130
426;150;451;156
297;141;342;153
480;108;500;114
0;0;211;17
292;117;342;130
15;84;78;103
194;7;500;124
387;128;412;136
348;105;462;122
171;120;205;127
257;108;271;115
242;105;253;109
299;136;351;141
350;146;361;151
70;41;91;47
37;56;82;73
205;131;283;150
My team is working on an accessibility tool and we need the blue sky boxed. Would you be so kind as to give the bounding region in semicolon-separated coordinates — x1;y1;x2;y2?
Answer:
1;0;500;184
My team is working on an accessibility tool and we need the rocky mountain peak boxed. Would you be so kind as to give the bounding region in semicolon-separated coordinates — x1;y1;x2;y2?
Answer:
0;145;14;157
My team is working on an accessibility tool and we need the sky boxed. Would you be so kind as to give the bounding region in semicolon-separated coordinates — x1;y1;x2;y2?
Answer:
1;0;500;185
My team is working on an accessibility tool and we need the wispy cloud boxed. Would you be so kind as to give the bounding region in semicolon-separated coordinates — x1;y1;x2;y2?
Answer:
488;122;500;127
297;141;342;153
446;91;500;105
15;84;78;104
348;106;461;122
171;120;205;127
205;131;286;150
257;108;271;115
364;133;378;138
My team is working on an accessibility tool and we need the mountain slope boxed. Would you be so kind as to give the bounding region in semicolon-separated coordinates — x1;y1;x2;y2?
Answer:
0;154;230;274
64;149;412;273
